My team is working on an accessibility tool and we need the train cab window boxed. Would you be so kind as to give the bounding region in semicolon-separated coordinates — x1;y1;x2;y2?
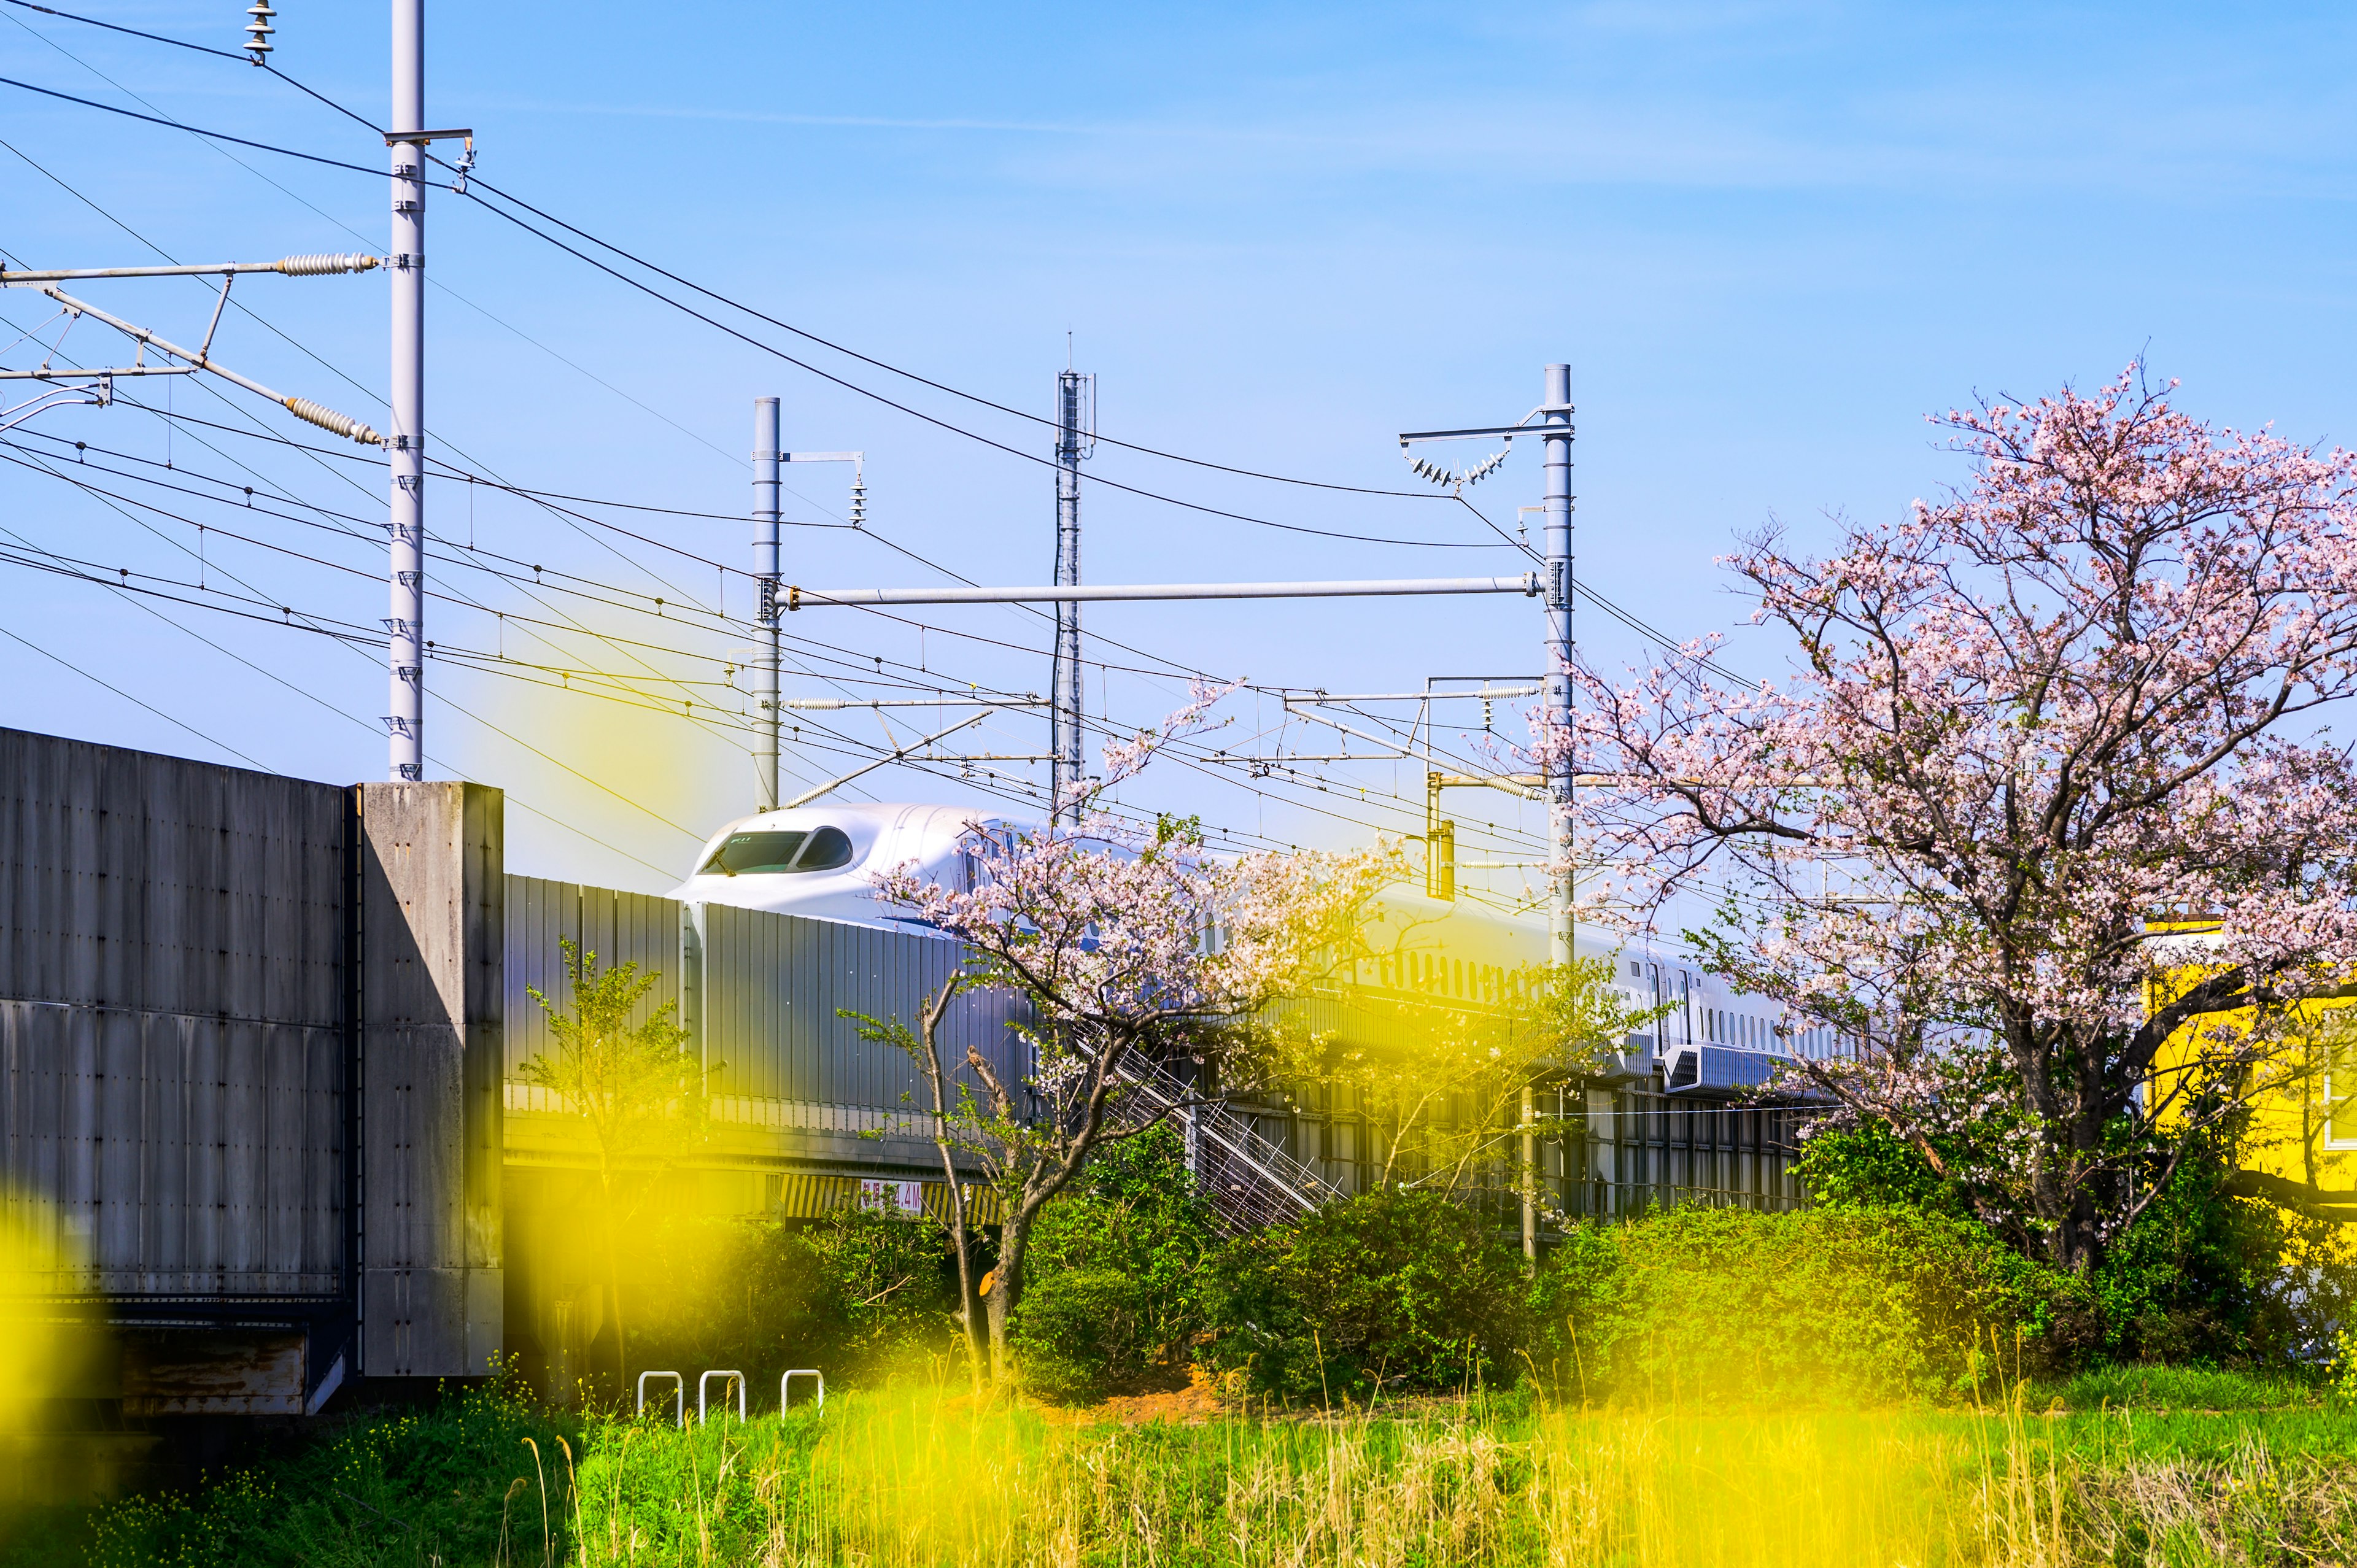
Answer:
702;825;856;876
795;826;854;871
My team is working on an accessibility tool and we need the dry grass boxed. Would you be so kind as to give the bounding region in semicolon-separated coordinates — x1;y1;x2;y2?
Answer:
562;1386;2357;1567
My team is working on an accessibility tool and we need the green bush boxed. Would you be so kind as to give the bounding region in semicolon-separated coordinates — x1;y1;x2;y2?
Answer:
1529;1204;2067;1407
1794;1122;1968;1216
7;1374;582;1568
1201;1187;1528;1403
1010;1124;1219;1402
630;1203;961;1393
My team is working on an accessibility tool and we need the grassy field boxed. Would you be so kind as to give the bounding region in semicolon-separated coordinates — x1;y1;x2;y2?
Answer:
555;1389;2357;1567
9;1374;2357;1567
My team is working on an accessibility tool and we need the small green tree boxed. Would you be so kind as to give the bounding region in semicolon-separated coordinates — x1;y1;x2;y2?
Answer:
520;938;709;1394
1317;955;1663;1200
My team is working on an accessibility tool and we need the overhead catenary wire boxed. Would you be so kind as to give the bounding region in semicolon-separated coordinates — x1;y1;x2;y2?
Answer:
1;0;1487;504
0;13;1768;885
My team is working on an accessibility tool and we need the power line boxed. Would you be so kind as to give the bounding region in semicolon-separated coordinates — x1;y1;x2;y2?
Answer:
0;0;1481;503
1;0;242;61
0;27;1735;867
0;616;271;769
452;186;1504;551
0;64;1504;549
0;72;400;179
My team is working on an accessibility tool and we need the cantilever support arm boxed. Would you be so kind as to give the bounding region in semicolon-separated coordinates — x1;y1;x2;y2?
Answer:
781;712;990;809
783;575;1541;609
38;287;382;445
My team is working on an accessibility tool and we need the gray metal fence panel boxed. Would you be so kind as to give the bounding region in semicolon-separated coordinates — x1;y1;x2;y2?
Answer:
0;1000;344;1294
0;729;347;1299
0;727;346;1028
696;903;1027;1116
503;876;683;1083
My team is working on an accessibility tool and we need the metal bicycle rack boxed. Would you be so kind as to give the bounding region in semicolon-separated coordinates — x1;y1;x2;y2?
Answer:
782;1369;825;1414
637;1370;684;1427
699;1369;746;1424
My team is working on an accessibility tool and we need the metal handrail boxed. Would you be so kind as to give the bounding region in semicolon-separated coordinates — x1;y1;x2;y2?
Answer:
1110;1052;1341;1235
699;1369;745;1424
636;1370;684;1427
782;1369;825;1414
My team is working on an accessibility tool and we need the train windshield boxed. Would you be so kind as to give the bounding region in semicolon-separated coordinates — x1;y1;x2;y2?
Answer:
700;826;856;876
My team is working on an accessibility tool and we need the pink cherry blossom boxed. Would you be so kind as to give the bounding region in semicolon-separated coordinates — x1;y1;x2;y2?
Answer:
872;681;1401;1377
1532;366;2357;1269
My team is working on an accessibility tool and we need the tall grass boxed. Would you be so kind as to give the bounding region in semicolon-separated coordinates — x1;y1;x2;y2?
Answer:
15;1381;2354;1565
565;1387;2357;1567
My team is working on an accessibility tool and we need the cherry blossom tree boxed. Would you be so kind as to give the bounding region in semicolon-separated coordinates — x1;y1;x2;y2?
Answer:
1555;367;2357;1272
872;681;1401;1379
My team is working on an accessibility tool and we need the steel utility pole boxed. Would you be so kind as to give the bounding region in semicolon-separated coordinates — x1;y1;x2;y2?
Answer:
384;3;470;783
385;0;425;782
1395;361;1576;967
1051;369;1093;825
1540;363;1575;968
753;396;782;811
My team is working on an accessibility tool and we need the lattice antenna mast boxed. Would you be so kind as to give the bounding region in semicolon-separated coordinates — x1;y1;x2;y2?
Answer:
1051;368;1094;826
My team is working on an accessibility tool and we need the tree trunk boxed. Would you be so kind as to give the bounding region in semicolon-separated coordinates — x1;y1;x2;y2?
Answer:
911;979;983;1385
984;1195;1035;1384
602;1171;628;1400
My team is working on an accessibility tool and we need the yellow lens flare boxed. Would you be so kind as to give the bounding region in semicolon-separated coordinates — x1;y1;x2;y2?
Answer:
0;1191;115;1513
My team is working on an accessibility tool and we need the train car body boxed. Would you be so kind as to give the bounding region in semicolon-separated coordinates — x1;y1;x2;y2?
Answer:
1341;883;1844;1084
675;802;1844;1092
672;802;1020;928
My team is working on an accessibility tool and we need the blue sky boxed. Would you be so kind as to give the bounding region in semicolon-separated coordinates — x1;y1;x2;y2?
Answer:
4;2;2354;898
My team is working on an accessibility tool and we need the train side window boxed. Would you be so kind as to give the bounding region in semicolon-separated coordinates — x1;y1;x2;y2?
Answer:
793;825;854;872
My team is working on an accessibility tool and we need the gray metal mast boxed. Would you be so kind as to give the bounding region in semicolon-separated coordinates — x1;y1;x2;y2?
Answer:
753;397;782;811
385;0;425;782
1541;363;1575;966
1051;369;1090;824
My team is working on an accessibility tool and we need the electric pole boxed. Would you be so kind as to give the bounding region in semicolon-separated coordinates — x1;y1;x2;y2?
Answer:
753;396;782;810
385;0;425;782
1051;369;1092;825
1540;363;1575;968
1393;360;1577;966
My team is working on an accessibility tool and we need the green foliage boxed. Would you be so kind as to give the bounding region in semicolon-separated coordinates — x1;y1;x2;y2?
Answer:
1008;1124;1219;1402
521;938;706;1172
629;1203;961;1391
2037;1362;2323;1412
2086;1137;2308;1367
570;1410;823;1564
1529;1205;2069;1406
1202;1188;1528;1402
1794;1122;1968;1216
17;1373;582;1568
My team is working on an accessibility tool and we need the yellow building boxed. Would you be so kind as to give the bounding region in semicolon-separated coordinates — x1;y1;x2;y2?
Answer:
2150;922;2357;1230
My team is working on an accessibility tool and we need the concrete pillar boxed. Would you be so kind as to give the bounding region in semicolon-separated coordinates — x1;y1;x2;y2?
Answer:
357;781;503;1376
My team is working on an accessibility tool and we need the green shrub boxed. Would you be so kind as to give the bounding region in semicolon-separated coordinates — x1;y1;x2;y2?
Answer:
1794;1122;1968;1216
13;1374;583;1568
629;1203;960;1393
1010;1124;1218;1402
1530;1204;2067;1406
1201;1187;1528;1403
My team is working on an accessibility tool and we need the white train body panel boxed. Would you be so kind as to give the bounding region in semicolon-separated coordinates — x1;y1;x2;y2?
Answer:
672;803;1019;929
674;802;1845;1079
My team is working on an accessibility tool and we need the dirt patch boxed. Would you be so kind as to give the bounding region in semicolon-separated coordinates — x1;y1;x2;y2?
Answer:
1044;1365;1224;1427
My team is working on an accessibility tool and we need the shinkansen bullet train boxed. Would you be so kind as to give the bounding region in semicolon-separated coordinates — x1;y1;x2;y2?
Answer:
673;802;1025;929
675;803;1851;1092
